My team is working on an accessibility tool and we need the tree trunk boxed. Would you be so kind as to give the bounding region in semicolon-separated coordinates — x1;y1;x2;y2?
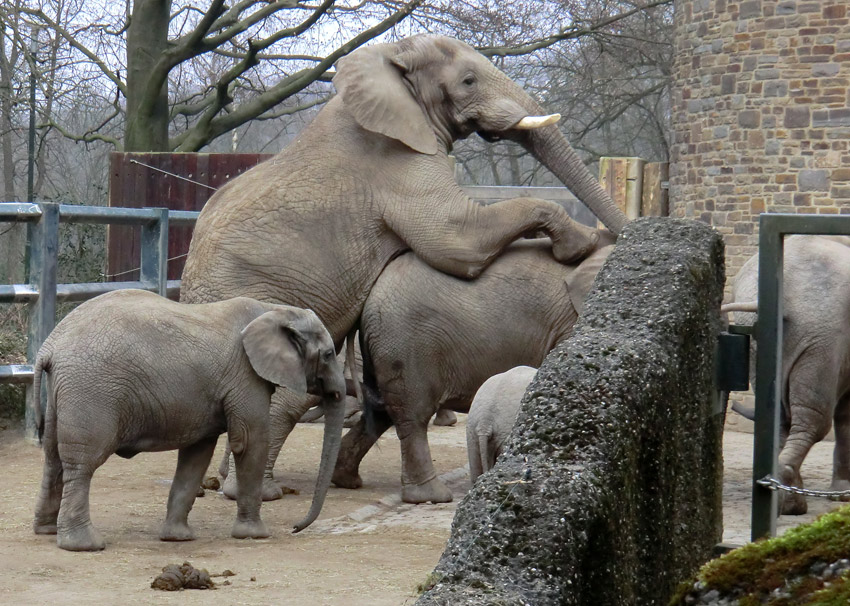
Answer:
125;0;171;152
0;14;23;283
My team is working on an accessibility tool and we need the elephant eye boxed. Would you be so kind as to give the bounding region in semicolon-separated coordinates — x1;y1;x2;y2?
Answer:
462;74;476;87
323;350;334;361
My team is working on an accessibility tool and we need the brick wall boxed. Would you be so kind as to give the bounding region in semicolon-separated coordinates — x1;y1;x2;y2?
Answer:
670;0;850;289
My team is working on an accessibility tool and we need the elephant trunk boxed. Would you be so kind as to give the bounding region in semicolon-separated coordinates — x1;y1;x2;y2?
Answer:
523;125;628;235
292;391;346;533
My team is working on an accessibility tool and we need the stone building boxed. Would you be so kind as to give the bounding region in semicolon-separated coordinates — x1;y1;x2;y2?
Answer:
670;0;850;286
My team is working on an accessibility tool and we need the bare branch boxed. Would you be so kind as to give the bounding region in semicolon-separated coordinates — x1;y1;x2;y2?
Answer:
41;120;121;150
18;7;125;96
172;0;423;151
478;0;673;58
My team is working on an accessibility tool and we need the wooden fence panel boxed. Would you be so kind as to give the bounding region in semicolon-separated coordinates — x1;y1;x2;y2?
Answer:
107;152;271;281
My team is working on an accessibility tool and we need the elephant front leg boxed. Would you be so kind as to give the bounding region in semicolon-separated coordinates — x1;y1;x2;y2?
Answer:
396;421;452;504
223;391;317;501
160;436;218;541
229;421;270;540
388;195;600;279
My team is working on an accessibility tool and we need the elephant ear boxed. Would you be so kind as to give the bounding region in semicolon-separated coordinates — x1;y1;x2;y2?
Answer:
565;245;615;316
333;43;438;155
241;309;309;394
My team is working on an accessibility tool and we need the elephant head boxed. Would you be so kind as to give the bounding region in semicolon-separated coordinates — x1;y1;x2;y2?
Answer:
241;307;346;532
333;34;627;234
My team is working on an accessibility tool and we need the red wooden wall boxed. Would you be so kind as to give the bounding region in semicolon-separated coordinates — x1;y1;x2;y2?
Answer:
107;152;272;281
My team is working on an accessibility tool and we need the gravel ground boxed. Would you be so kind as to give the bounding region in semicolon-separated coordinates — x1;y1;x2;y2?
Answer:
0;415;842;605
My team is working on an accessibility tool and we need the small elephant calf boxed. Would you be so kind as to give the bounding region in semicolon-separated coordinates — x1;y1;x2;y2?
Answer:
32;289;345;551
466;366;537;483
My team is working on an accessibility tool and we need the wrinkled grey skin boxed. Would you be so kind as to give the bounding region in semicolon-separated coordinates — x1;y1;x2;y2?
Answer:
334;235;615;504
727;235;850;515
467;366;538;483
31;290;345;551
181;34;627;496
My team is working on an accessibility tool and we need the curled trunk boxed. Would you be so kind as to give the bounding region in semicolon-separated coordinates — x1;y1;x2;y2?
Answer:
523;125;628;235
292;393;346;533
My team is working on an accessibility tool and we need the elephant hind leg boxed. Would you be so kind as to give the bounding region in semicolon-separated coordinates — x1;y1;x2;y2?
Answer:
778;357;836;515
161;436;218;541
56;463;104;551
333;410;392;489
829;391;850;500
33;421;63;535
397;419;452;504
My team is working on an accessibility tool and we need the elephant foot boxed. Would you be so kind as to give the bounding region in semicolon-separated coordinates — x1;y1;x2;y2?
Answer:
552;226;599;264
433;410;457;427
231;518;269;540
33;521;57;535
160;521;196;542
344;411;363;428
779;491;808;516
778;464;807;515
222;473;284;501
402;478;453;504
332;467;363;489
57;523;105;551
222;471;238;500
829;479;850;502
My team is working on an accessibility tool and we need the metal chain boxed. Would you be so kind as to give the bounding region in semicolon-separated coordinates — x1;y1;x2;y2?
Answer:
757;475;850;498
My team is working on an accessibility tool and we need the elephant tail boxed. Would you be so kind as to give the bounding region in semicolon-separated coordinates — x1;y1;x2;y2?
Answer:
478;433;494;475
345;331;364;411
31;348;52;445
357;330;387;439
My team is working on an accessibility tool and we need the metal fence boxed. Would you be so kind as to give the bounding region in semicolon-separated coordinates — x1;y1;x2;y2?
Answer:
0;187;590;440
0;202;199;439
748;213;850;540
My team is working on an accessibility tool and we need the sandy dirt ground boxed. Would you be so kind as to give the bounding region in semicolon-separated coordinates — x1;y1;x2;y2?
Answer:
0;417;844;605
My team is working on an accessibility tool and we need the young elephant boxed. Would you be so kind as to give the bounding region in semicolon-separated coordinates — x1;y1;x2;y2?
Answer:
467;366;538;483
32;289;345;551
333;233;616;504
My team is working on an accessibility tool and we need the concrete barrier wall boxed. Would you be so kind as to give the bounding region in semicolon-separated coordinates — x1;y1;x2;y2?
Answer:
416;218;726;605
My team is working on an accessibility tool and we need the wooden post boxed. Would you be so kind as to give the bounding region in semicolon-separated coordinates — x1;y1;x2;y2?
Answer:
599;157;645;222
642;162;670;217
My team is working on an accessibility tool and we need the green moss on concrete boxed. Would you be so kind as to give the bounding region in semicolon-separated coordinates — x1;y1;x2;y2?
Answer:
671;505;850;605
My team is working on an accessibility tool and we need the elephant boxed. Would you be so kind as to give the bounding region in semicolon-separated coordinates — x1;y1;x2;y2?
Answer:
31;289;345;551
723;235;850;515
467;366;538;483
333;233;616;504
180;33;628;496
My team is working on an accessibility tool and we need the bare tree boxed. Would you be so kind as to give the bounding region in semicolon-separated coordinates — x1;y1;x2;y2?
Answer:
15;0;672;155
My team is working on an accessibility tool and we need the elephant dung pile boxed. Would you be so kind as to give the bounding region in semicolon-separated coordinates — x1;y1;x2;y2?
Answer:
150;562;217;591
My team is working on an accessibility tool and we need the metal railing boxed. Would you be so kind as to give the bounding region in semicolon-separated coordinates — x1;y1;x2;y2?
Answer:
0;202;199;439
0;187;585;441
750;213;850;540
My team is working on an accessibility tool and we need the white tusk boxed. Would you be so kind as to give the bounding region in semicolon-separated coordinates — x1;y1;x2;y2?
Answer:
720;302;758;313
514;113;561;129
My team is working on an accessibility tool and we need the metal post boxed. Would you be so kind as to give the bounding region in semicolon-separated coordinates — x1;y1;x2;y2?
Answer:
750;216;783;540
140;208;168;296
25;203;58;442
